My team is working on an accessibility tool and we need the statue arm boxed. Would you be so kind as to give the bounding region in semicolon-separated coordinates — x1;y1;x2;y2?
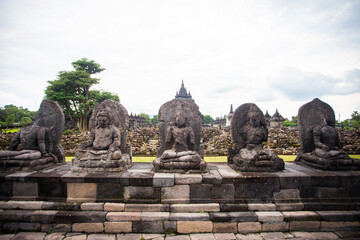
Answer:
9;131;21;150
109;127;121;151
37;127;48;155
188;127;195;145
79;129;94;150
335;133;343;149
313;126;329;150
165;127;173;143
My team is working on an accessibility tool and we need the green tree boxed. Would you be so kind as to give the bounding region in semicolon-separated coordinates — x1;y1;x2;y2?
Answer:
138;113;151;123
283;120;292;127
151;115;158;124
203;115;213;124
6;114;15;125
20;117;32;126
45;58;117;132
340;111;360;129
0;105;36;123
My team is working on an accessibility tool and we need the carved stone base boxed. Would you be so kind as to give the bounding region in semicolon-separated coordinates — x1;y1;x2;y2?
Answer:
295;152;360;170
0;156;58;172
71;154;132;173
153;151;207;173
228;148;285;172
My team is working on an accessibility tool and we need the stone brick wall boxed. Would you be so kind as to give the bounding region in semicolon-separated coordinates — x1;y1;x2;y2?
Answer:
1;127;359;156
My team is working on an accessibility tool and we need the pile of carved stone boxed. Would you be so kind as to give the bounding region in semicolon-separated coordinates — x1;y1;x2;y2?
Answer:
0;97;359;172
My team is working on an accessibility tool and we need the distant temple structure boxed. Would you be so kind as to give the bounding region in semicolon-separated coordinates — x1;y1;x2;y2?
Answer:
265;109;285;128
175;80;193;101
226;104;234;128
129;113;151;129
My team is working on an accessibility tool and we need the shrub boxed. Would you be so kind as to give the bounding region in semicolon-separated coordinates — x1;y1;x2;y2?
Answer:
63;129;74;135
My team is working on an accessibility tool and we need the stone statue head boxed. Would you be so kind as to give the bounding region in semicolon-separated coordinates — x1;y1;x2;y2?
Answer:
96;110;112;128
175;115;186;128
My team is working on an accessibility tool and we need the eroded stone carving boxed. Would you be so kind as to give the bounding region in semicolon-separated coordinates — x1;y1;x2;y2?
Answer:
153;98;206;172
71;100;132;173
228;103;284;172
295;98;359;170
0;99;65;171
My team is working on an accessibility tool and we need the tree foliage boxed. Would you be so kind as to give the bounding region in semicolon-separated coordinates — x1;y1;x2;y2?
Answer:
138;113;151;123
6;114;15;125
151;115;158;124
203;115;214;124
0;105;36;124
341;111;360;129
45;58;119;132
20;117;32;126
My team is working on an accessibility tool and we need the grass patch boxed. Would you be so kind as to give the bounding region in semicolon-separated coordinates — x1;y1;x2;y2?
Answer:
65;154;360;163
3;128;21;133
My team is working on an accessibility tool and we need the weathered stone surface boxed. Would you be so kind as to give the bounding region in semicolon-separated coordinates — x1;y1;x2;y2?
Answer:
116;234;143;240
213;222;237;233
169;212;209;221
165;235;190;240
255;211;283;222
44;232;67;240
42;202;81;211
30;210;58;223
316;210;360;221
320;221;360;231
67;183;97;202
124;186;161;203
275;203;304;211
162;185;190;203
170;203;220;213
10;232;46;240
235;233;263;240
3;222;41;232
189;184;212;203
104;203;125;212
260;232;287;240
12;182;38;200
71;211;106;222
273;189;300;203
248;203;276;211
72;223;103;233
177;221;213;233
189;233;215;240
80;203;104;211
237;222;261;233
125;204;168;212
106;212;141;221
63;233;87;240
104;222;132;233
213;233;236;240
41;223;71;233
153;173;175;187
293;232;339;240
5;200;44;210
282;211;320;221
220;204;248;212
261;222;289;232
132;221;164;233
210;212;257;222
0;210;34;222
175;174;202;185
141;212;170;221
87;234;116;240
211;184;235;202
290;221;321;231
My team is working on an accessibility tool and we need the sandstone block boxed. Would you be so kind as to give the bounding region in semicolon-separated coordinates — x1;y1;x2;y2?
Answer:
170;203;220;213
282;211;320;221
316;210;359;221
72;211;106;222
276;203;304;211
213;222;237;233
67;183;97;202
141;212;170;221
162;185;190;204
255;211;283;222
177;221;212;233
189;233;215;240
175;174;202;185
106;212;141;221
81;203;104;211
235;233;262;240
165;235;190;240
104;222;132;233
104;203;125;212
261;222;289;232
153;173;175;187
132;221;164;233
87;234;116;240
214;233;237;240
72;223;103;233
290;221;320;231
210;212;257;222
10;232;46;240
5;200;44;210
3;222;41;232
30;210;58;223
125;203;168;212
169;212;209;221
12;182;38;200
237;222;261;233
247;203;276;211
320;221;360;231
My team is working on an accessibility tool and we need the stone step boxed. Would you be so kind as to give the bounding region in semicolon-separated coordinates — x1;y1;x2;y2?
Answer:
1;201;359;234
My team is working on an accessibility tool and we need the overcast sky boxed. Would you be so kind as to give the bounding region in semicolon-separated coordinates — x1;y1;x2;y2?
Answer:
0;0;359;121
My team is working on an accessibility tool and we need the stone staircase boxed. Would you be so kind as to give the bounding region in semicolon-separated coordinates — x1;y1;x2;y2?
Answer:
0;200;359;235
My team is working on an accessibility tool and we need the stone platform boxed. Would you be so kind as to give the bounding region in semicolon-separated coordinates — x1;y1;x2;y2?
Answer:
0;162;360;235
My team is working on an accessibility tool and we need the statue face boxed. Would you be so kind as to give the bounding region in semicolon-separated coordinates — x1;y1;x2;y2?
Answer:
175;116;185;127
97;115;110;128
